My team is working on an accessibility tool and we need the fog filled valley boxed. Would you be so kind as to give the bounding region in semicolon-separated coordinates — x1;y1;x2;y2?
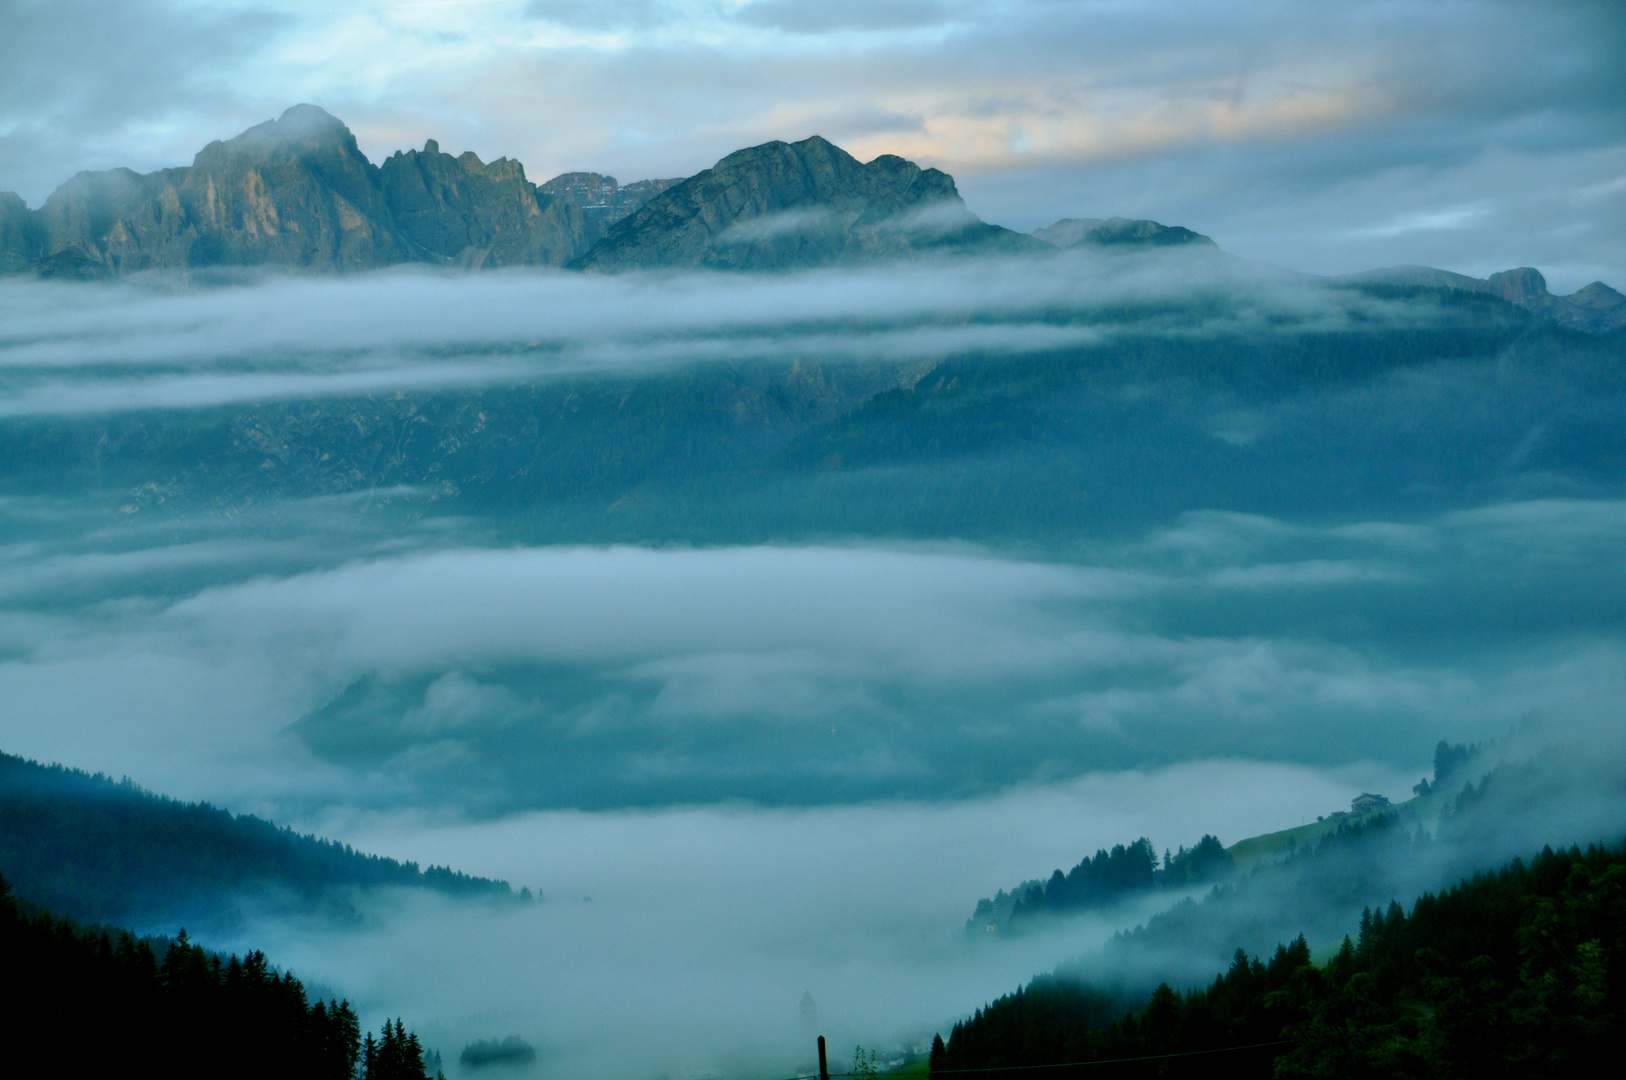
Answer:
4;16;1626;1061
3;237;1626;1077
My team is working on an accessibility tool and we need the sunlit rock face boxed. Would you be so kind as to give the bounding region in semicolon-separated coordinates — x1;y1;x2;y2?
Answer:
33;105;415;273
379;140;591;268
6;105;608;275
572;135;1041;272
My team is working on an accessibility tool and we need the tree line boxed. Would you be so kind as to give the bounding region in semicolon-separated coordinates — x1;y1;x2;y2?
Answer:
968;835;1234;933
0;750;521;929
933;837;1623;1077
0;871;440;1080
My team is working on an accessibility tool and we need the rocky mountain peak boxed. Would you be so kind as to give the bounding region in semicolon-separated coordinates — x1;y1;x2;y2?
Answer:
573;134;1032;272
1568;281;1626;313
1486;266;1547;301
378;140;585;268
537;173;684;226
227;104;359;158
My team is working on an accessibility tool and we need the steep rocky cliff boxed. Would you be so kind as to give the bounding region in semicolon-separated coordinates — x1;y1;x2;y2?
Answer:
380;140;588;267
34;105;415;273
2;105;605;275
0;191;43;271
572;136;1040;272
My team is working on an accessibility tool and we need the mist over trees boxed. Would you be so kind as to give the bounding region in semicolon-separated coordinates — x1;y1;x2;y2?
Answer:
0;751;517;930
937;837;1625;1078
968;835;1234;933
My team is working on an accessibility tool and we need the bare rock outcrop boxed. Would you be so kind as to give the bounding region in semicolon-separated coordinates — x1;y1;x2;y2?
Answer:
380;140;588;268
1341;264;1626;334
535;173;683;227
32;105;416;273
572;135;1040;272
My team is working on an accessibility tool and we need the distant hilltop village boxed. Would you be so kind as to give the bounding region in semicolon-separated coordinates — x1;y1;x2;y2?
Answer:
0;104;1622;331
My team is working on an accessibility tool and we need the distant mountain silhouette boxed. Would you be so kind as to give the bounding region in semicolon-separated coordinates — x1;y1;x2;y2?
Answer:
1335;264;1626;333
572;135;1041;271
1032;216;1216;249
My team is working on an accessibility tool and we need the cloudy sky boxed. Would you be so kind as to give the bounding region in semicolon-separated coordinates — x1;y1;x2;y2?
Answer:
2;0;1623;291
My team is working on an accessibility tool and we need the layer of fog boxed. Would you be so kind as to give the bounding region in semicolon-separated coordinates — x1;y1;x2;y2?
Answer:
223;759;1404;1080
0;249;1468;418
1;492;1621;816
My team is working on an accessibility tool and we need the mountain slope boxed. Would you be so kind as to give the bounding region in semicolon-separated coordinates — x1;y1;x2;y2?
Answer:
536;172;684;227
572;135;1041;272
379;139;588;267
1335;264;1626;333
2;105;604;276
35;105;414;274
937;837;1626;1078
1032;216;1216;249
0;750;518;930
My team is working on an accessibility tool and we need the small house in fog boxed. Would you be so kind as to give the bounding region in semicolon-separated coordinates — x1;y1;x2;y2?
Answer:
1351;792;1390;815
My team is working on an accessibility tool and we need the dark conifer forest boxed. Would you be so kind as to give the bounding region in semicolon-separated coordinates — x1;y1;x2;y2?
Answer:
936;838;1623;1078
0;871;439;1079
0;751;516;928
970;835;1236;932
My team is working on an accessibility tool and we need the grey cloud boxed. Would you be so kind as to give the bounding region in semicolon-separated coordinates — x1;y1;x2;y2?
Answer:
0;0;284;204
3;494;1623;813
735;0;970;34
0;251;1471;418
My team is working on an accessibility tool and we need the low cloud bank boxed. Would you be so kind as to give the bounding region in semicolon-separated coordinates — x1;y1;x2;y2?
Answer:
0;495;1620;815
0;250;1476;418
230;759;1399;1080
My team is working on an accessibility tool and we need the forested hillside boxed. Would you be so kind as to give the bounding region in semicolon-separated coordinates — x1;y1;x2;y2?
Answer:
0;872;439;1079
966;741;1486;934
936;837;1625;1078
0;751;517;929
955;742;1626;1016
967;836;1232;933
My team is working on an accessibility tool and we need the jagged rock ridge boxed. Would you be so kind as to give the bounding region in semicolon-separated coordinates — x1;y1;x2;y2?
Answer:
1033;217;1216;249
0;105;680;277
536;173;683;226
379;138;588;268
572;135;1041;272
1337;264;1626;334
0;111;1035;277
33;105;418;275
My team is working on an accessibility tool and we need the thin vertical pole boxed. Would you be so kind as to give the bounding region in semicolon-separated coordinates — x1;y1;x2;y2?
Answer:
818;1036;829;1080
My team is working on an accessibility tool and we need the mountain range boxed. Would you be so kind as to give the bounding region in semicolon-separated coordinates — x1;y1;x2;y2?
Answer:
2;104;1622;332
0;105;1037;277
